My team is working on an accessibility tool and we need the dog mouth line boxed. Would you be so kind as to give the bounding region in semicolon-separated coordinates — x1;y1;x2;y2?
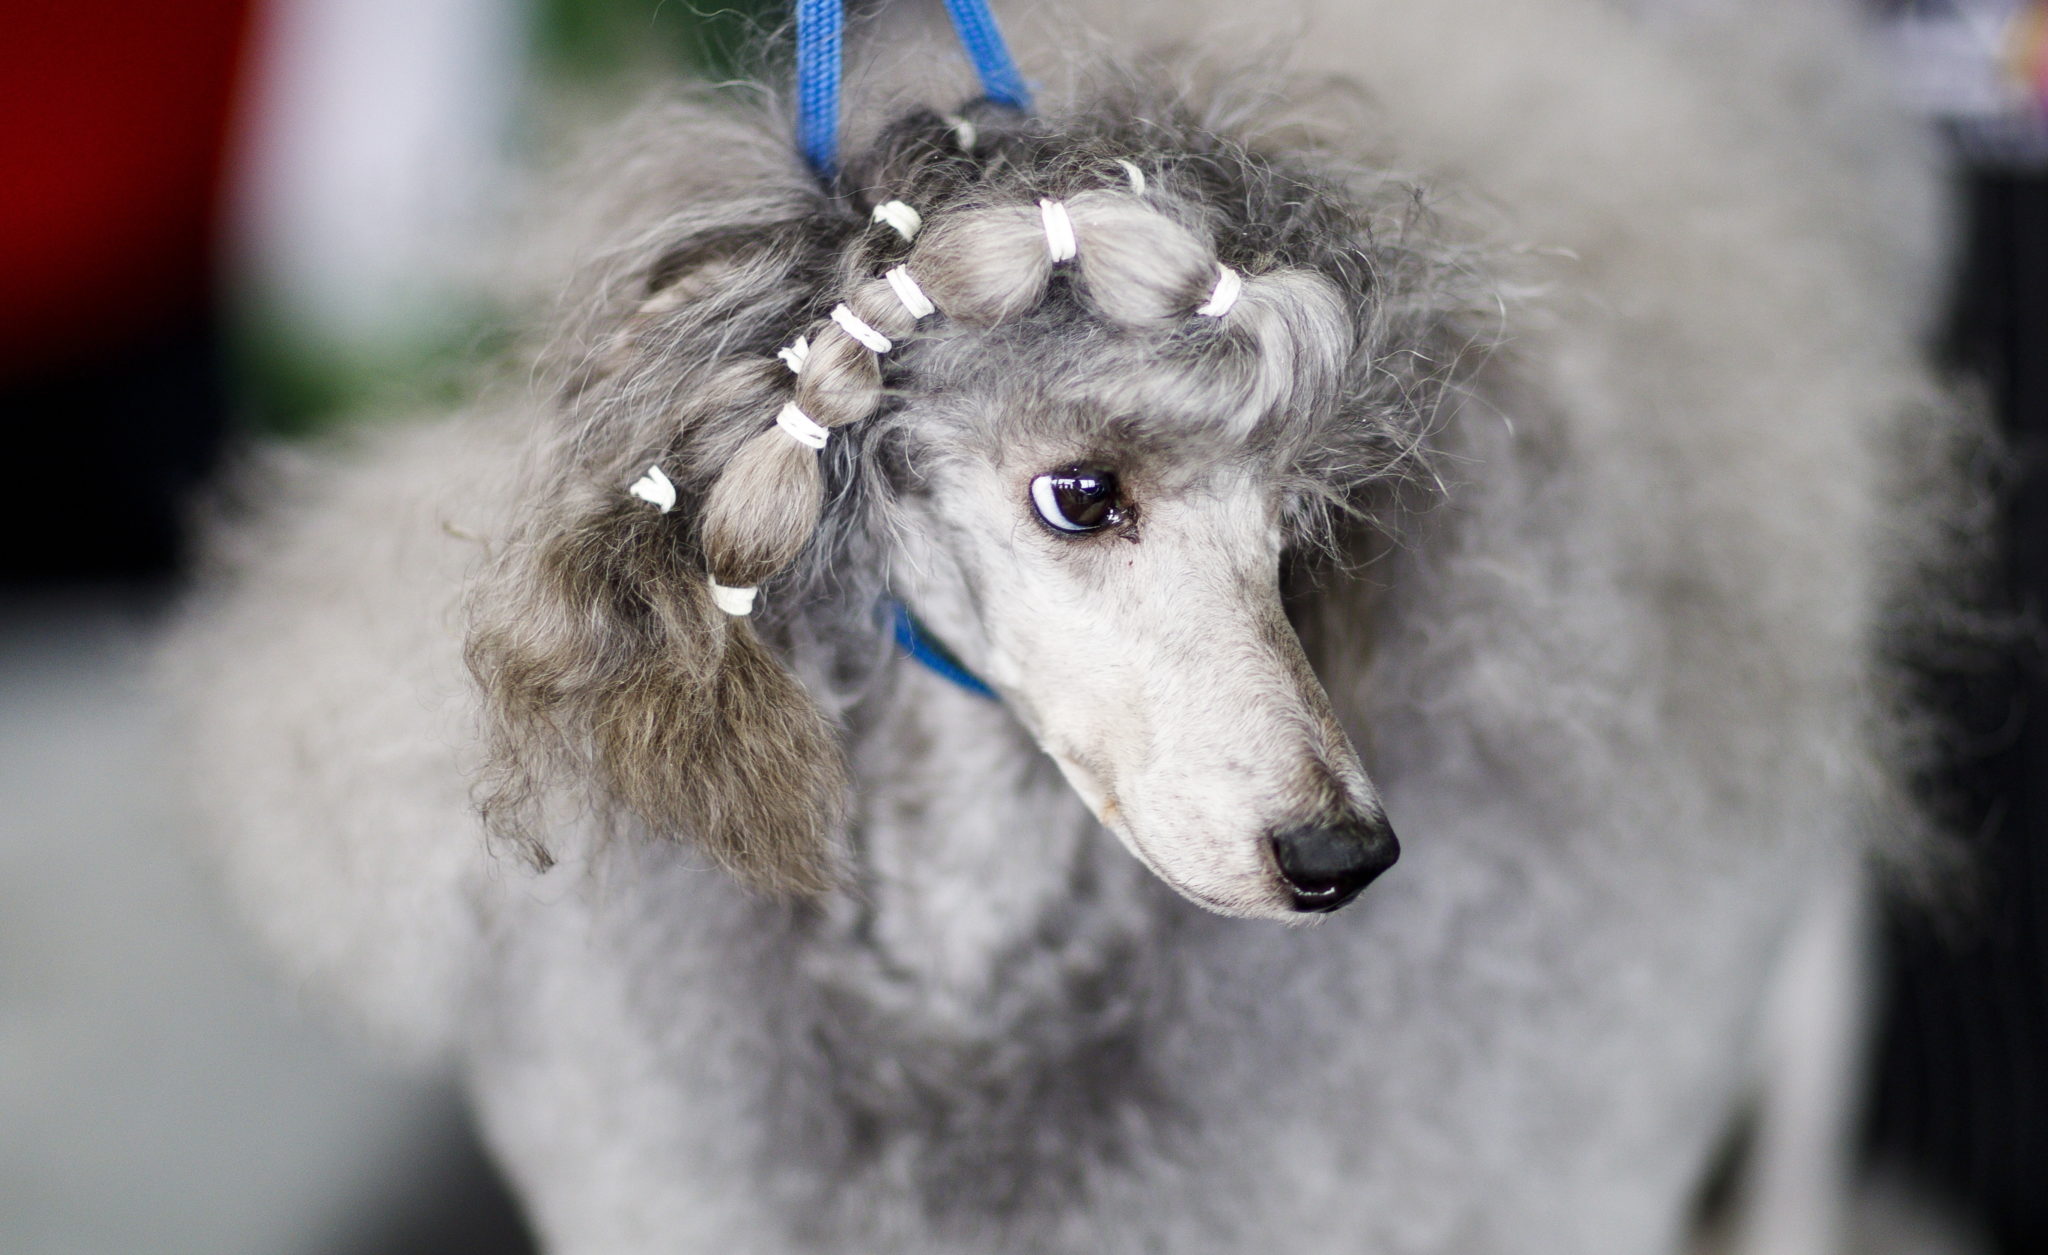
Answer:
1109;812;1283;917
1060;770;1239;913
1042;740;1294;916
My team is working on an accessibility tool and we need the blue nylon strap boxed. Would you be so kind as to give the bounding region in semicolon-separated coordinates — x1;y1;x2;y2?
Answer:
941;0;1032;111
794;0;1029;176
889;602;999;700
795;0;844;176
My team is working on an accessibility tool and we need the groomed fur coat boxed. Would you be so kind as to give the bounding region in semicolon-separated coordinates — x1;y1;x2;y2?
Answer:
167;2;1965;1252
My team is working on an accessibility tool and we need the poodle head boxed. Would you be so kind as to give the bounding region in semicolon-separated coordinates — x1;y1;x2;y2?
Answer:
468;88;1486;915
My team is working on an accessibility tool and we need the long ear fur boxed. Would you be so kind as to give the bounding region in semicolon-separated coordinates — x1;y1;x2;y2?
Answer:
466;154;860;892
468;495;846;893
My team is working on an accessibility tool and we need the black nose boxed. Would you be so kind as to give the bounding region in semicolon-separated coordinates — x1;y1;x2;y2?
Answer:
1268;817;1399;914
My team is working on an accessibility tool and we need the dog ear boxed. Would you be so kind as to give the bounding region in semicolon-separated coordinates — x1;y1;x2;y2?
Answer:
468;489;848;893
466;220;851;893
466;481;847;892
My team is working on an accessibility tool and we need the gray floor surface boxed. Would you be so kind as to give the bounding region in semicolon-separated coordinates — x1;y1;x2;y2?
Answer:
0;592;493;1255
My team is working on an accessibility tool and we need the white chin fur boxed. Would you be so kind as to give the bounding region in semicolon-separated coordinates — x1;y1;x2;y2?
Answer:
1044;746;1295;920
1113;822;1299;921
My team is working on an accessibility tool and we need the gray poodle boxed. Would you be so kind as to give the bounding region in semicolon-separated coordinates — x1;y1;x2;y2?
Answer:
167;1;1970;1251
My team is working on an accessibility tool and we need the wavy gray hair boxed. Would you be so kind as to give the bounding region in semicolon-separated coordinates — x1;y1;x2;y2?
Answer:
465;80;1494;892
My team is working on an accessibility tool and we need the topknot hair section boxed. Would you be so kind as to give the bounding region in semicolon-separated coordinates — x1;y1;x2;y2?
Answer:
621;109;1384;619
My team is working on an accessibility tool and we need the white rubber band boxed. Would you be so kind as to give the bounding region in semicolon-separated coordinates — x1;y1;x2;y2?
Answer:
1195;264;1243;318
708;580;758;616
1039;199;1077;263
830;303;892;353
627;464;677;513
884;266;935;319
942;114;977;151
775;402;830;450
871;200;923;242
776;335;810;375
1116;159;1146;195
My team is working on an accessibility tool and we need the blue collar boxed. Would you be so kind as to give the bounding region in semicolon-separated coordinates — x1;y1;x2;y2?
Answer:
887;601;998;700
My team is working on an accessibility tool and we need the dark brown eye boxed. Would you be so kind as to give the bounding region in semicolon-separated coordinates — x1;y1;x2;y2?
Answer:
1030;467;1121;533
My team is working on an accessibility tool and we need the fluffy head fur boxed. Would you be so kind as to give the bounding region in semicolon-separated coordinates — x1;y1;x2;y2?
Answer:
465;84;1491;893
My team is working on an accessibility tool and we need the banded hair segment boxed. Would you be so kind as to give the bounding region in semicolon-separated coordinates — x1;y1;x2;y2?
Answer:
666;175;1317;616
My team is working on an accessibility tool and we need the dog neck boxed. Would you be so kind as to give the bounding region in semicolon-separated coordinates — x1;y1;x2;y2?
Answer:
757;658;1199;1225
820;656;1169;1021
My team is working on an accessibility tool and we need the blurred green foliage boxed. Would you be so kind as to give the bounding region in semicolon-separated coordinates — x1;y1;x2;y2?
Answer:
530;0;785;81
233;302;516;440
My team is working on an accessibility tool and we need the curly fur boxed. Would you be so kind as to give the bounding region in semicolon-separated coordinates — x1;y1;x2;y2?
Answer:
163;1;1975;1251
465;86;1484;893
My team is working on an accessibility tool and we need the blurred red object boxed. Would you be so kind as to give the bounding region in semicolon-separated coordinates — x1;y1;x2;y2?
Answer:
0;0;253;376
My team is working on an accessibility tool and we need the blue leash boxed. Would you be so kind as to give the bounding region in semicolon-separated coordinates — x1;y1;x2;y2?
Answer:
797;0;1016;700
794;0;845;176
888;602;999;700
794;0;1030;177
940;0;1031;111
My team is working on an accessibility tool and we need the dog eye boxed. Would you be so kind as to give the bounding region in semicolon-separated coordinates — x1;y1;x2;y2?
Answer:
1030;467;1122;533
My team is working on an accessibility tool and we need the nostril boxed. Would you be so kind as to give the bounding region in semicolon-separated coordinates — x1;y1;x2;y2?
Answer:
1268;818;1400;914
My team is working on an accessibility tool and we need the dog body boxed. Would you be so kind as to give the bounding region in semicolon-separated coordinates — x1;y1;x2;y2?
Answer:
170;2;1957;1251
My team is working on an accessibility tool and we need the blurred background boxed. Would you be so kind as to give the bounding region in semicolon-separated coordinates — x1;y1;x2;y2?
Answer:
0;1;2041;1252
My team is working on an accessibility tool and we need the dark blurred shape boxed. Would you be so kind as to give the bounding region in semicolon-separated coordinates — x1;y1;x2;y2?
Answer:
311;1102;538;1255
0;317;230;584
1869;169;2048;1255
0;1;251;585
0;2;250;375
